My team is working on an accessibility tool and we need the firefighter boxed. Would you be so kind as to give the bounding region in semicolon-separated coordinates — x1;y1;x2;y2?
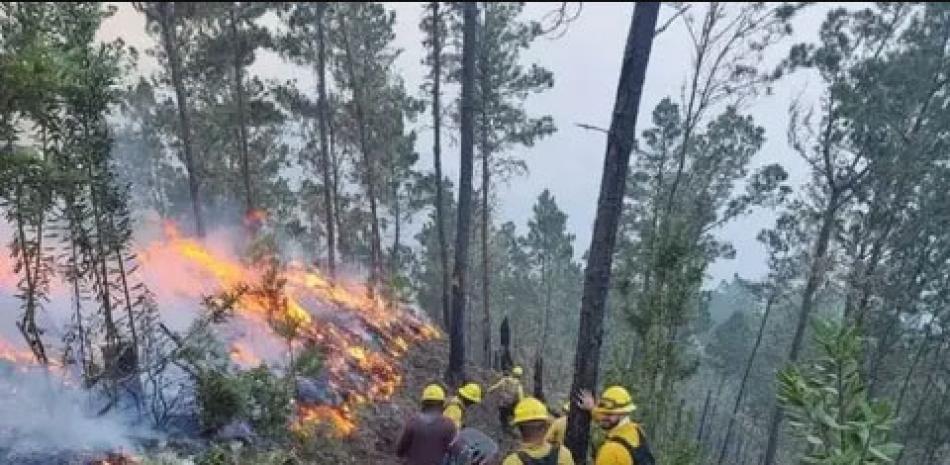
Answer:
501;397;574;465
545;401;571;446
396;384;458;465
489;365;525;430
577;386;655;465
444;382;483;429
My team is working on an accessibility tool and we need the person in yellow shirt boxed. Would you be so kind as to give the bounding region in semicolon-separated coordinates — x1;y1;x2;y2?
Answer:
578;386;655;465
443;382;482;429
489;365;525;430
545;401;571;446
501;397;574;465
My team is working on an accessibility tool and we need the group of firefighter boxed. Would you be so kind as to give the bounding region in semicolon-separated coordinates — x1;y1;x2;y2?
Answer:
396;365;654;465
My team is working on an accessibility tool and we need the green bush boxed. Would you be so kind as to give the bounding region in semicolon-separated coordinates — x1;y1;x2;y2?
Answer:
294;345;323;379
778;319;903;464
195;365;293;440
197;371;248;432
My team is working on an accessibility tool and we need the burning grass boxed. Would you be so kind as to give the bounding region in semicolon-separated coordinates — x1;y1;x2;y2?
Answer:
0;219;441;460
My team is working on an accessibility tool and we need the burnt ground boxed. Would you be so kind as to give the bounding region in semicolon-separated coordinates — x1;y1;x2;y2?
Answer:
321;338;519;464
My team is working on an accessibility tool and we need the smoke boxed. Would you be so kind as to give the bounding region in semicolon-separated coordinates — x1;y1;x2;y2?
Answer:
0;365;147;460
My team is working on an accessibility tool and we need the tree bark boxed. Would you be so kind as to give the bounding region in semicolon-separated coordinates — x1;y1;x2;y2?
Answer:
763;192;839;465
717;291;778;465
158;3;204;237
429;1;451;329
316;3;336;277
339;11;383;294
564;4;659;463
447;1;478;387
479;4;492;368
229;4;254;223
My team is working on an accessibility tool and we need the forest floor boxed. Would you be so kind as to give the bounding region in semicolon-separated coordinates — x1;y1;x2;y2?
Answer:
324;338;519;464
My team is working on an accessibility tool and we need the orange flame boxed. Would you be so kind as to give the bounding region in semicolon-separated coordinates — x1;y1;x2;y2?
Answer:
0;338;38;366
135;221;440;436
0;220;440;436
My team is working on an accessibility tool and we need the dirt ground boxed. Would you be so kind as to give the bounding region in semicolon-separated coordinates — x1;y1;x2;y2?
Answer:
328;339;522;464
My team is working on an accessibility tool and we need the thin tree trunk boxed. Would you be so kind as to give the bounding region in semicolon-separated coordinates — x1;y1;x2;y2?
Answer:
429;1;451;330
696;389;713;443
339;12;382;294
478;3;493;368
447;1;478;387
717;291;778;465
316;3;336;277
158;3;204;237
764;192;839;465
13;181;48;365
229;4;254;222
564;5;659;463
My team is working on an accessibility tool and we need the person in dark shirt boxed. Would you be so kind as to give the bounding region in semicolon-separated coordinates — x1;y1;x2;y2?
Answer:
396;384;458;465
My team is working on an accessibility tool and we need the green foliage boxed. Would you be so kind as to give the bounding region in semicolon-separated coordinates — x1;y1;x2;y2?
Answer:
293;345;323;379
196;366;293;439
197;370;247;432
778;319;902;464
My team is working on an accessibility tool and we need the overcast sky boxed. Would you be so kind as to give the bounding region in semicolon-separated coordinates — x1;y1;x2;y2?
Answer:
98;3;835;287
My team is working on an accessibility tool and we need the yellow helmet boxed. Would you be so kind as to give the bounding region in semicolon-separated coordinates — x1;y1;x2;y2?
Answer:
512;366;524;377
458;382;483;404
512;397;551;425
422;384;446;403
596;385;637;415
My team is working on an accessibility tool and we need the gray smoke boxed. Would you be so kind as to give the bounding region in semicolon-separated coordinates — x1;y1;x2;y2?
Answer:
0;364;152;461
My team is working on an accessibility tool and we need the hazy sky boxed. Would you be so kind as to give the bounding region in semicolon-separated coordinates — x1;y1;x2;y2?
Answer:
98;3;834;286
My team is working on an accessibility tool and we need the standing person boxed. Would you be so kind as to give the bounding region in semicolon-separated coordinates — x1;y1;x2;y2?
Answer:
489;365;525;429
396;384;458;465
444;382;483;429
545;401;571;446
577;386;655;465
501;397;574;465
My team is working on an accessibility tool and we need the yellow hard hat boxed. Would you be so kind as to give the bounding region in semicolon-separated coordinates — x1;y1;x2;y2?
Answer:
596;386;637;415
422;384;446;403
458;382;483;404
512;366;524;377
512;397;551;425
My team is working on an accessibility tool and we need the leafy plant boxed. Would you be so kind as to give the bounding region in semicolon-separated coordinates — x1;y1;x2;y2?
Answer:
778;319;902;464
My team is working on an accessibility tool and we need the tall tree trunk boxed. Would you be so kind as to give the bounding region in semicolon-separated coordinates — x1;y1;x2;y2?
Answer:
763;192;839;465
158;3;204;237
229;4;254;223
429;1;451;330
564;5;659;463
478;3;493;368
717;291;778;465
447;1;478;387
316;3;336;277
339;12;383;294
480;71;492;369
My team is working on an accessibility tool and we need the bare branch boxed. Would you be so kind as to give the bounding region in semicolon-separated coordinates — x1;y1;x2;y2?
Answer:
541;2;583;40
575;122;609;134
654;4;691;38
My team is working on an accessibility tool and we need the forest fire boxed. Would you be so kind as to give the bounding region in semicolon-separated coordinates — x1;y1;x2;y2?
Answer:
133;221;440;436
0;220;439;442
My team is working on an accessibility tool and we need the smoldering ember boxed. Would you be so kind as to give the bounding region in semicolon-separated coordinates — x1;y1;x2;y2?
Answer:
2;2;949;465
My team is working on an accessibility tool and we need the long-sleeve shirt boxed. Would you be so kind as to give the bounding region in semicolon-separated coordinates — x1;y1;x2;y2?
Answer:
594;418;644;465
488;376;524;402
395;411;458;465
501;442;575;465
443;396;464;429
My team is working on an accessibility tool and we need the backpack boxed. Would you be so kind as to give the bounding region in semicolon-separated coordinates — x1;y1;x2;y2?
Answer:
443;427;500;465
607;426;656;465
516;446;560;465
